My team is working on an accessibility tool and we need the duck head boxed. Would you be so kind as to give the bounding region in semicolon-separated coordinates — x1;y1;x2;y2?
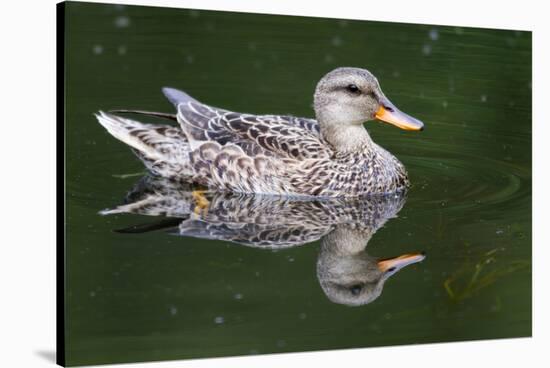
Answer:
314;67;424;149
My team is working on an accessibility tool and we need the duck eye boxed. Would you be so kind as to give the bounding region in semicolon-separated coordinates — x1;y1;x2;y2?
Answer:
346;84;360;94
350;284;362;295
386;267;397;273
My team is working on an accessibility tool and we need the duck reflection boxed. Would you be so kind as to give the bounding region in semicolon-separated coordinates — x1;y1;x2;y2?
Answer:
102;176;425;306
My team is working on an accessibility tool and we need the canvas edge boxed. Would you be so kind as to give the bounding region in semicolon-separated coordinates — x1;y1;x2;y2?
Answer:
56;1;67;367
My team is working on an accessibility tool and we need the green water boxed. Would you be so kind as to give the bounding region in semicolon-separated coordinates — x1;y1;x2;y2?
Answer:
63;2;532;366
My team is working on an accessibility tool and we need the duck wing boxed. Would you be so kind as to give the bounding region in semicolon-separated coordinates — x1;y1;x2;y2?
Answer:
163;87;331;160
176;219;329;249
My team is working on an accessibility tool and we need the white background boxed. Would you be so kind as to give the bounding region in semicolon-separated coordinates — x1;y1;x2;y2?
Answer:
0;0;547;367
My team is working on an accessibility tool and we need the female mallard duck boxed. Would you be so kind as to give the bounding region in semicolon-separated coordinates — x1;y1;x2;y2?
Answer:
96;67;424;197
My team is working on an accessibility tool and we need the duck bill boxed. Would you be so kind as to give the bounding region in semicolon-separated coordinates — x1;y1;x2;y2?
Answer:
375;99;424;131
377;253;426;273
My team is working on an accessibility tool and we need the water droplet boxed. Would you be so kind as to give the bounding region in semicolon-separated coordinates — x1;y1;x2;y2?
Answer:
496;229;504;235
92;45;104;55
299;312;307;320
233;293;243;300
448;77;456;93
89;291;96;297
481;95;487;103
189;10;200;18
324;54;334;63
442;101;448;108
331;36;343;47
114;15;130;28
429;29;439;41
288;257;295;262
422;44;432;56
214;316;224;324
276;339;287;347
392;70;400;78
248;42;257;51
185;55;194;64
169;306;178;316
117;45;127;55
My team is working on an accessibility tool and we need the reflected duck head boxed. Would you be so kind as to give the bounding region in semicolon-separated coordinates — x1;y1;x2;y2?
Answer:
317;226;425;306
318;251;425;307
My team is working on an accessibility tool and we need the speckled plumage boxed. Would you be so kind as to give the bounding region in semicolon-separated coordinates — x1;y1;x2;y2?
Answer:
97;67;423;197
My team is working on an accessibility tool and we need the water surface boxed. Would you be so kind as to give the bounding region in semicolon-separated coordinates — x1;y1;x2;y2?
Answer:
63;2;531;366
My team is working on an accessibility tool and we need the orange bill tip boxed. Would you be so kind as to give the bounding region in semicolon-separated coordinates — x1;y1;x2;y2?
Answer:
375;105;424;131
377;253;426;272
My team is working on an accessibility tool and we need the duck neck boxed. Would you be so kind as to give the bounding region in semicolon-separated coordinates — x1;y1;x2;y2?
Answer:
321;225;373;256
321;123;375;153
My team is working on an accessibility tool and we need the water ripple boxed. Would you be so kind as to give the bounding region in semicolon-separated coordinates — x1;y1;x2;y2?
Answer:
406;154;530;215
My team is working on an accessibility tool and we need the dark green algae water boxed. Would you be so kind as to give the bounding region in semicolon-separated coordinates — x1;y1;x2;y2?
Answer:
63;2;532;366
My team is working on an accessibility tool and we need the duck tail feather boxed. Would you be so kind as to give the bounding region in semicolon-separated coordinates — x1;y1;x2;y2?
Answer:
109;109;178;122
162;87;200;107
95;111;162;160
